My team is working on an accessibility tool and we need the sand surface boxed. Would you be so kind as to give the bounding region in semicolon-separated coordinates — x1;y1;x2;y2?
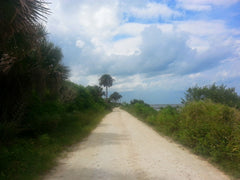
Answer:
45;108;229;180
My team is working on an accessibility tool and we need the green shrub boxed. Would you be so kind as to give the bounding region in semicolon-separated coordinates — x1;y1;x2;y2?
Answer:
122;102;157;121
178;101;240;158
155;106;180;135
177;101;240;177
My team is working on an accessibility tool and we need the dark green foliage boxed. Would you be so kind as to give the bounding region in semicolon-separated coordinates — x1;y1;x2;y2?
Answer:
0;82;110;179
64;84;108;112
86;85;105;102
182;84;240;108
0;82;109;141
0;0;50;74
0;0;66;125
67;85;93;111
130;99;146;105
0;39;69;124
59;80;80;103
109;92;122;103
20;97;64;136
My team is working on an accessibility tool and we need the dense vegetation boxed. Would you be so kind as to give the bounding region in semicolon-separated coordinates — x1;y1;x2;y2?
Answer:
0;1;110;179
0;80;110;179
122;85;240;179
124;99;158;120
182;84;240;108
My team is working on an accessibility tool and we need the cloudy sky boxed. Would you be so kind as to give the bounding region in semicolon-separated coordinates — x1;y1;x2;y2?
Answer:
46;0;240;104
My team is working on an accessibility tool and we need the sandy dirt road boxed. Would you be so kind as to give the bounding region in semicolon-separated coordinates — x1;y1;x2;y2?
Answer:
45;108;229;180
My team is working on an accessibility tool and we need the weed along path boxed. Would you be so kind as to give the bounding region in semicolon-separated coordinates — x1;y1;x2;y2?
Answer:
45;108;229;180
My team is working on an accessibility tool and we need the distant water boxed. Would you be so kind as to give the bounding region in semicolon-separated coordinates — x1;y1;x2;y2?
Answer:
150;104;183;110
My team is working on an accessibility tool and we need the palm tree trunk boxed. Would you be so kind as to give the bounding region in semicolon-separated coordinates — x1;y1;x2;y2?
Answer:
106;86;108;100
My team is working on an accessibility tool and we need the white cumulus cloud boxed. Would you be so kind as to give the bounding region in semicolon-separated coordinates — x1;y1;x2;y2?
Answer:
177;0;239;11
130;2;181;19
76;40;85;48
46;0;240;103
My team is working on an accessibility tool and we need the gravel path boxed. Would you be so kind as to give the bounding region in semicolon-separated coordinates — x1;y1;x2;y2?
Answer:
45;108;229;180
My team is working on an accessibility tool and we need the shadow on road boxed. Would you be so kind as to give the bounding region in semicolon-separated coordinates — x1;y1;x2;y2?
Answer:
80;132;129;150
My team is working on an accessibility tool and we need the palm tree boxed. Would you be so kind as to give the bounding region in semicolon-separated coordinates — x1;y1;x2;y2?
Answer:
0;39;68;123
0;0;49;43
0;0;49;74
99;74;114;100
110;92;122;103
0;1;50;122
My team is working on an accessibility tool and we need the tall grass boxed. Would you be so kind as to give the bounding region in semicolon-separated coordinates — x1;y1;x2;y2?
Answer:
122;100;240;179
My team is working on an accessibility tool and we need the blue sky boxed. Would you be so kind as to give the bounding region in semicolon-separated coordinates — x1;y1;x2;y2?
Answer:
46;0;240;104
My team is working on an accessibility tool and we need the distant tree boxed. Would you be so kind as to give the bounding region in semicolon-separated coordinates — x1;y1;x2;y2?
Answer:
130;99;152;107
110;92;122;103
86;85;105;102
99;74;114;100
130;99;146;105
182;83;240;108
